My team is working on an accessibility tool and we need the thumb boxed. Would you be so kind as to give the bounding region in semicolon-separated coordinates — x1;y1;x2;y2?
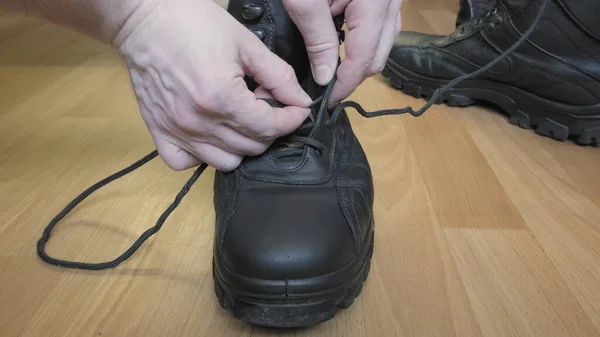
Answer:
238;31;313;107
283;0;340;85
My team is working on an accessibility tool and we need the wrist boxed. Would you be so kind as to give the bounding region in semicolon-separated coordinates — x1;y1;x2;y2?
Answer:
0;0;157;47
109;0;163;49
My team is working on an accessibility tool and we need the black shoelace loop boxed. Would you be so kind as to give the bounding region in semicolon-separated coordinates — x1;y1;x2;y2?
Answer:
36;151;209;270
36;0;547;270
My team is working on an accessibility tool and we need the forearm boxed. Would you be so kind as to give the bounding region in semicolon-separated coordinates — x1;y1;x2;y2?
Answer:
0;0;152;46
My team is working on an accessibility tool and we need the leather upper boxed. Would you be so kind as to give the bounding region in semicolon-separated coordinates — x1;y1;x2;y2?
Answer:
388;0;600;106
557;0;600;40
215;1;373;281
213;109;374;280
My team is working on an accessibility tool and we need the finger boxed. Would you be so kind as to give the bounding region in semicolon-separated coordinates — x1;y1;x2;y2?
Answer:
329;0;352;16
253;85;273;99
283;0;340;85
238;31;312;107
184;141;244;172
209;126;272;156
223;77;310;141
135;88;201;171
229;101;310;141
251;85;308;141
154;137;203;171
329;1;390;104
369;1;403;74
396;5;403;34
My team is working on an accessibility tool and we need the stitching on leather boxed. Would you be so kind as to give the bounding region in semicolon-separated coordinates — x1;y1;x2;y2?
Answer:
334;121;360;254
269;146;310;171
334;116;360;254
398;45;511;77
526;67;599;100
515;18;600;99
464;35;513;74
218;170;242;253
347;134;361;253
539;18;600;69
406;41;598;100
513;0;539;18
401;47;469;75
555;0;600;41
262;0;274;48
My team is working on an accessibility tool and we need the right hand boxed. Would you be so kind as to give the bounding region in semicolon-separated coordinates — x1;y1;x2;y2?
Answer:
283;0;403;105
114;0;312;171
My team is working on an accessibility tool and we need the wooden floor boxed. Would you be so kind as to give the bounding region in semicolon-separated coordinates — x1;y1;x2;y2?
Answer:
1;1;600;336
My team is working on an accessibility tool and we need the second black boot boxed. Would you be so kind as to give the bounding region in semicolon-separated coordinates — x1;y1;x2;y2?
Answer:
384;0;600;146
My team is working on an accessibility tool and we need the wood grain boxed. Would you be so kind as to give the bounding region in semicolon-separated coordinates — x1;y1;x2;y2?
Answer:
1;1;599;336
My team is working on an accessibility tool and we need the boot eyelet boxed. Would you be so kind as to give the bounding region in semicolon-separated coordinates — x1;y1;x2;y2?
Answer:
457;26;466;35
315;149;324;155
485;7;498;19
489;18;503;29
251;30;265;41
242;4;264;21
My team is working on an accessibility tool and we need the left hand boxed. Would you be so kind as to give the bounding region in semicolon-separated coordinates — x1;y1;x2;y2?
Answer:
283;0;403;104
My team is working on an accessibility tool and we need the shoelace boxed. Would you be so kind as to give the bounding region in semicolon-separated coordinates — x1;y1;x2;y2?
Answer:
36;0;547;270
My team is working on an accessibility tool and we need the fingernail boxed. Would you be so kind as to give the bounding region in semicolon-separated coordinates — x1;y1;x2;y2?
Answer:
313;65;334;85
299;88;313;106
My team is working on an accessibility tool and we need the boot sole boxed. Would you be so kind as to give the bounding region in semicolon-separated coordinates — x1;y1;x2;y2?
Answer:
212;224;374;328
383;59;600;146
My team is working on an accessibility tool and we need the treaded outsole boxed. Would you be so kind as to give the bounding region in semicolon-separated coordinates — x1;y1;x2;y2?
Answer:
382;67;600;146
213;237;373;328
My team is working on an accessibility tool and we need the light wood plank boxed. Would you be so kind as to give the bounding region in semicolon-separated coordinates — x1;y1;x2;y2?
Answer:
462;109;600;332
444;228;598;337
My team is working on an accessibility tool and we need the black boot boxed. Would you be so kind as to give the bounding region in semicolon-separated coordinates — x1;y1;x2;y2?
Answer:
213;0;375;328
457;0;498;26
384;0;600;146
